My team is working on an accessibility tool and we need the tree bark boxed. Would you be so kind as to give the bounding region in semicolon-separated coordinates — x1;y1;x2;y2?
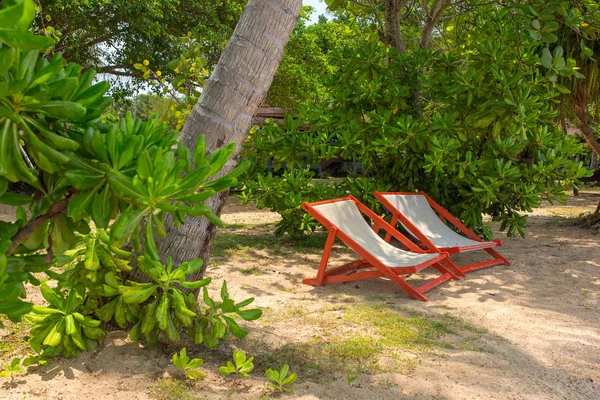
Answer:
383;0;407;52
412;0;452;117
128;0;302;284
419;0;451;49
574;104;600;158
573;84;600;214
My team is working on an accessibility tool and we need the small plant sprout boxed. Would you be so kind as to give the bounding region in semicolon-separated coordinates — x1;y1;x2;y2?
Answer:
219;348;255;377
265;364;297;392
172;348;206;380
1;358;25;381
346;373;358;384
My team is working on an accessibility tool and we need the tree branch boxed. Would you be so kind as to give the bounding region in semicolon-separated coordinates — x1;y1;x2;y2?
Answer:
419;0;452;48
7;194;74;256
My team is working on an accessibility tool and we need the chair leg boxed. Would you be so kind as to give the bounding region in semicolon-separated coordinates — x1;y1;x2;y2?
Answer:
431;262;460;281
303;229;336;286
383;215;399;243
452;247;510;274
442;259;466;278
370;263;428;302
485;248;510;265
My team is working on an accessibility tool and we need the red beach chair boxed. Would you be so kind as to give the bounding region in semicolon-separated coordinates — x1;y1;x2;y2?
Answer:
302;196;459;302
374;191;510;276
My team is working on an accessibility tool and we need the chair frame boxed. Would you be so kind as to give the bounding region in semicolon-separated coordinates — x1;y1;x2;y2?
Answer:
374;191;510;276
302;196;460;302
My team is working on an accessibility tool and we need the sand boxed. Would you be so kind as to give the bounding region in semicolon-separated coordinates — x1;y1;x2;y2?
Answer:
1;191;599;400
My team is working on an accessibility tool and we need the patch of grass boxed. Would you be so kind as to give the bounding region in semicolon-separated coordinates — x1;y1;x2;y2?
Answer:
148;378;208;400
344;306;452;348
252;304;490;381
314;335;382;372
430;305;457;310
0;316;32;362
240;268;262;276
224;223;248;230
212;230;349;259
364;294;389;302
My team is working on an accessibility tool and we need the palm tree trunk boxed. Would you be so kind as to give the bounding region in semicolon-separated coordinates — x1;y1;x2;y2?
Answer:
127;0;302;284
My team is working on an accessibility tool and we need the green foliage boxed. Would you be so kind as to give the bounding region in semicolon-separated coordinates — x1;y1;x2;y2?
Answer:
192;281;262;349
239;168;345;236
265;364;297;392
242;4;591;238
34;0;246;95
219;348;255;377
0;0;261;359
172;347;206;380
0;357;25;379
266;6;363;108
26;283;103;357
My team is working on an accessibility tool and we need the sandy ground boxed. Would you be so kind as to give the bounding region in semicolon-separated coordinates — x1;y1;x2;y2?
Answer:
1;191;599;400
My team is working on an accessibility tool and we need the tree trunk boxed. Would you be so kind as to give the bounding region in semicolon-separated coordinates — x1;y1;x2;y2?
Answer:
127;0;302;283
574;83;600;157
573;87;600;221
574;105;600;158
413;0;451;116
383;0;407;52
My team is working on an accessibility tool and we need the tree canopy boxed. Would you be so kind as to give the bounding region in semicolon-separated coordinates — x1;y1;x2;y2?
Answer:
34;0;246;95
240;0;599;236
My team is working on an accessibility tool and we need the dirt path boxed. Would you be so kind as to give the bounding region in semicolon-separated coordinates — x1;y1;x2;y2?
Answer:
1;192;599;400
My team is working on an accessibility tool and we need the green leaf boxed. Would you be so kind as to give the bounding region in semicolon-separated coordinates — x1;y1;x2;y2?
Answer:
282;372;297;386
171;289;196;317
541;48;553;69
185;368;206;380
73;81;110;105
91;185;111;229
528;29;542;41
223;315;247;338
0;192;32;206
236;309;262;321
220;280;229;301
0;300;33;320
541;32;558;43
0;0;35;30
0;47;16;73
202;287;214;308
43;319;64;347
0;29;55;50
118;284;158;304
40;282;63;309
68;187;99;220
40;101;87;120
110;208;150;246
155;293;170;331
84;239;100;271
219;364;234;376
72;312;101;328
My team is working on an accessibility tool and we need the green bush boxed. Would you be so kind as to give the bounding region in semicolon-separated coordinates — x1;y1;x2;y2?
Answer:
0;0;260;359
241;21;589;238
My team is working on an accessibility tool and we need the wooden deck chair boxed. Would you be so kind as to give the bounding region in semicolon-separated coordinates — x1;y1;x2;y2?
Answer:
373;191;510;276
302;196;459;302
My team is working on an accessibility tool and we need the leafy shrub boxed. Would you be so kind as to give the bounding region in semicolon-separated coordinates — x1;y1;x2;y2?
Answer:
238;168;345;236
219;348;255;377
265;364;297;392
241;28;590;238
0;0;260;359
172;348;206;380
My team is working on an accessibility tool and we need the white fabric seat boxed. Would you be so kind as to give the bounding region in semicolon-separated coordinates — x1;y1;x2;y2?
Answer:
380;194;495;250
313;200;439;267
